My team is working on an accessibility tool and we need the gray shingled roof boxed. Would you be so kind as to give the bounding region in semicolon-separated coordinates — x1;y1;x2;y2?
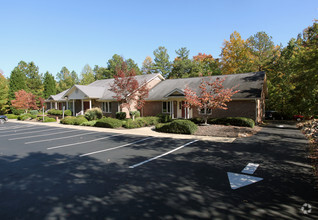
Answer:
47;90;69;101
147;72;266;100
47;73;163;101
90;73;163;100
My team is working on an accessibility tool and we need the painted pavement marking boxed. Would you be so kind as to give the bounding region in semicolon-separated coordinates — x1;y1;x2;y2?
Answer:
25;131;97;144
0;125;36;132
227;172;263;190
9;129;79;141
0;127;63;137
241;163;260;174
129;140;199;169
79;137;154;157
227;162;263;190
47;134;124;150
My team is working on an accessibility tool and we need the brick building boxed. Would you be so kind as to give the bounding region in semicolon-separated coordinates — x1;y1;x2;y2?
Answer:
46;71;267;123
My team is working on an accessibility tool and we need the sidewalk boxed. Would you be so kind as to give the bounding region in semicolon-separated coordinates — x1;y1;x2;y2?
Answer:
8;119;236;143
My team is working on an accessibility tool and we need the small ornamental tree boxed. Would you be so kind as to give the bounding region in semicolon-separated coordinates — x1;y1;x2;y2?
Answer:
11;90;38;113
184;77;239;125
110;62;149;119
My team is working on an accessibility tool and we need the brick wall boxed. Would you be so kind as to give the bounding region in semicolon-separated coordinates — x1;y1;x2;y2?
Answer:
192;100;257;120
142;101;162;117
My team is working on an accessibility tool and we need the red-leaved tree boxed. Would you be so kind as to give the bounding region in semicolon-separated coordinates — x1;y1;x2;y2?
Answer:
184;77;239;124
11;90;38;113
110;62;149;118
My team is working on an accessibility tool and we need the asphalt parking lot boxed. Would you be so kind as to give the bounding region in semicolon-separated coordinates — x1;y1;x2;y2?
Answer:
0;121;317;219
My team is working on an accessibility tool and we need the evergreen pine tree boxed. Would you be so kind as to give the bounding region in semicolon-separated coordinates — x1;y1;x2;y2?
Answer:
43;71;56;99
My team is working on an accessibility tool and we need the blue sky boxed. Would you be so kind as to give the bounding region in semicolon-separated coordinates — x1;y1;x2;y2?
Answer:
0;0;317;78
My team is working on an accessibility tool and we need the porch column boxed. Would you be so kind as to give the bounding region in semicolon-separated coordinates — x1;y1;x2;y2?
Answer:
187;107;190;119
171;101;174;119
73;100;75;116
89;99;92;109
55;102;57;109
170;101;172;118
66;101;68;110
81;100;84;114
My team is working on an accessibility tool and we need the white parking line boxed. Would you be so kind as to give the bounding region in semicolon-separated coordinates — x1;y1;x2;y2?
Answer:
9;130;79;140
25;131;97;144
79;137;154;157
0;125;35;131
0;126;48;134
47;134;123;150
129;140;198;168
0;127;63;137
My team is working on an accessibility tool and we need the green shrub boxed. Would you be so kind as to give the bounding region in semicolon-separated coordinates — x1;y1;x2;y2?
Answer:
5;114;18;119
122;117;160;129
44;117;56;122
129;110;140;119
64;110;72;116
85;108;103;121
29;110;39;115
11;108;25;115
155;119;198;134
141;116;160;126
157;113;172;123
17;113;32;121
60;116;76;125
116;112;126;120
73;116;88;125
60;116;87;125
38;116;56;122
30;114;37;119
123;119;141;129
95;117;122;128
207;117;255;128
48;109;63;115
189;117;204;124
81;120;97;126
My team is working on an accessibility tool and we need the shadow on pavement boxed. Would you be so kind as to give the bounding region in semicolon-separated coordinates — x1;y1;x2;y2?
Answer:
0;124;317;219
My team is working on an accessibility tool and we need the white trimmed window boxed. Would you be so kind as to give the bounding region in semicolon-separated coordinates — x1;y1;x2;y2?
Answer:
199;108;212;115
162;101;171;113
101;102;112;113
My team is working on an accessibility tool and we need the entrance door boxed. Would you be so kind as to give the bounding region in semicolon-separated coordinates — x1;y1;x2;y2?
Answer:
84;101;90;112
181;101;185;118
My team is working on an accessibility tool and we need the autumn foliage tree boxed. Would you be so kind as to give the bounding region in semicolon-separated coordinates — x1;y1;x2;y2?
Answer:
184;77;239;124
110;62;149;118
11;90;38;113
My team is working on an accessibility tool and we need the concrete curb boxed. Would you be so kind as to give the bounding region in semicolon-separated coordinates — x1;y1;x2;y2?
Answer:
8;119;236;143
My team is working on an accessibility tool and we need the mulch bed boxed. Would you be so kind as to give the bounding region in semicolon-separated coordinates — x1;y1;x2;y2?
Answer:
194;124;262;138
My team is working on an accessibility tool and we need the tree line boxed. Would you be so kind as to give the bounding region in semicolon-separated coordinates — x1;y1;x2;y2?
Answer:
0;21;317;116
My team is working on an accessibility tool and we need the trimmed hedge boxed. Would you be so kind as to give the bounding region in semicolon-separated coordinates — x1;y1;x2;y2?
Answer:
155;119;198;134
17;114;32;121
95;117;122;128
5;114;18;119
116;112;126;120
85;108;103;121
157;113;172;123
81;120;98;126
189;117;204;124
207;117;255;128
123;117;160;129
60;116;88;125
11;108;25;115
37;116;56;122
48;109;72;116
29;110;39;115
